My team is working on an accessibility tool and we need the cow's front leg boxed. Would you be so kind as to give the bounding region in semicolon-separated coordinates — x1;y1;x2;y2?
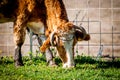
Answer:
13;24;26;66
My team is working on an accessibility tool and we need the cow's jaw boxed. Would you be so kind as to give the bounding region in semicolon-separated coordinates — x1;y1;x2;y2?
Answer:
62;35;75;68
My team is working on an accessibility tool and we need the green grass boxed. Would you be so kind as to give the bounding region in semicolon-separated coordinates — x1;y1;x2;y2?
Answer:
0;56;120;80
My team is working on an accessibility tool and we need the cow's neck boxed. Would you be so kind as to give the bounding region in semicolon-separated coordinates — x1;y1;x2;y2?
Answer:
45;0;69;31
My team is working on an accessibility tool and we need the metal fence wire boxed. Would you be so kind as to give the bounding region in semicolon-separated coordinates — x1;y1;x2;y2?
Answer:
65;0;120;59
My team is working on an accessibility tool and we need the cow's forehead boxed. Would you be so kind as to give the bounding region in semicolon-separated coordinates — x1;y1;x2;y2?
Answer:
57;28;75;34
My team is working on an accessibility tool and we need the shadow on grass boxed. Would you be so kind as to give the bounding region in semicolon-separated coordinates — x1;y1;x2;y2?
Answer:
0;56;14;65
75;56;120;68
0;56;46;66
1;56;120;68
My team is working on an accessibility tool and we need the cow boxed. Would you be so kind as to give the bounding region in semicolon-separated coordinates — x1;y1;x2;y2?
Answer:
0;0;90;68
39;0;90;68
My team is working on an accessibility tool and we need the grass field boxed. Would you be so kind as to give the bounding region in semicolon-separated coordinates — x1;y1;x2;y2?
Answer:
0;55;120;80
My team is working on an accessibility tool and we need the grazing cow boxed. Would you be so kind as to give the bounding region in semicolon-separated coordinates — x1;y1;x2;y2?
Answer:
0;0;90;68
40;0;90;68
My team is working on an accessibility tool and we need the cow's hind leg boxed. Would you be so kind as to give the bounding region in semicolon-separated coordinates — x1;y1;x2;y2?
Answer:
13;23;26;66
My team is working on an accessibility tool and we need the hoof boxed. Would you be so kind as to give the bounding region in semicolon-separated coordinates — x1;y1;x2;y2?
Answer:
63;63;75;68
48;61;58;67
15;61;24;67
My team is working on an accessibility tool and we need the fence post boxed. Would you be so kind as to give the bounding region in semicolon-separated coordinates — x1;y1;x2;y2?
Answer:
29;29;33;59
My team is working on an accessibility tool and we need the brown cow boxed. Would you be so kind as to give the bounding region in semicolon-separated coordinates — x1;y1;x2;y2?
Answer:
0;0;90;68
40;0;90;68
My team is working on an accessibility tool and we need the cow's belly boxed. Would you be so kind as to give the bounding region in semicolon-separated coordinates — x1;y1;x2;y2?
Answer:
27;21;45;35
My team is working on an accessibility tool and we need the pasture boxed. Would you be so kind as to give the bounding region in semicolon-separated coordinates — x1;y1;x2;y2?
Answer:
0;56;120;80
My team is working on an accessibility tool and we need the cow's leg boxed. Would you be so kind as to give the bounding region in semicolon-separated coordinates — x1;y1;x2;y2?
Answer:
37;36;56;66
13;21;26;66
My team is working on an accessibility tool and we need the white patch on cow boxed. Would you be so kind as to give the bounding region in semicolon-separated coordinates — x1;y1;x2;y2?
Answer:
27;21;47;43
27;21;44;35
62;35;75;68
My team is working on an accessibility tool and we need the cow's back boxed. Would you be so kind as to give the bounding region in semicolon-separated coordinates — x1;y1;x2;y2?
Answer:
0;0;45;23
0;0;18;18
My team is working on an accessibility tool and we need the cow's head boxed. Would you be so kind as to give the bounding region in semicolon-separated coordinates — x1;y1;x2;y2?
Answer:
49;23;90;68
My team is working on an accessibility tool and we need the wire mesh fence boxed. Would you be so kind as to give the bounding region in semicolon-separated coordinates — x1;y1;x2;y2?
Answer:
65;0;120;59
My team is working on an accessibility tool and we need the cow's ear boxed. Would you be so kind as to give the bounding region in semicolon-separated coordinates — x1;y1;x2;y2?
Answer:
75;30;90;41
84;34;90;41
75;30;84;41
